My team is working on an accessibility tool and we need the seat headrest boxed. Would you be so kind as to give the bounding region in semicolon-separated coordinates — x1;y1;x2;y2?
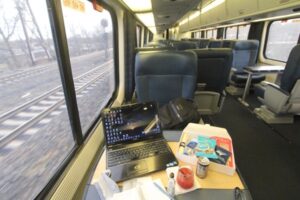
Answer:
232;40;259;50
135;51;197;76
222;40;235;48
191;48;233;58
135;47;174;52
208;40;223;48
173;41;198;50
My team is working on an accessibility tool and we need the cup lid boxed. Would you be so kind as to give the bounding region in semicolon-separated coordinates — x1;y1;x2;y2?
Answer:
199;157;210;166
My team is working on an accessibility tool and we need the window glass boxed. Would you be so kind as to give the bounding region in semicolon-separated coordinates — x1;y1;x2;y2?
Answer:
226;26;237;39
207;30;213;39
0;0;75;199
265;19;300;62
62;0;115;135
136;25;141;47
213;29;217;39
238;24;250;40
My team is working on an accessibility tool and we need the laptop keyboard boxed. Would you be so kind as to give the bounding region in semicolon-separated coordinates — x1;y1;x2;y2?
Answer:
107;141;170;167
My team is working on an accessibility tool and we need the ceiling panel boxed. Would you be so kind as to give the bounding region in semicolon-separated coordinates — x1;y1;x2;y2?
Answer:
152;0;201;33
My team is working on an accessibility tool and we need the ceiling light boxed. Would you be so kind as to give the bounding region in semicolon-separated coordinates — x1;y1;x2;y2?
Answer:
136;12;156;27
121;0;152;12
189;11;201;20
201;0;225;14
179;18;188;26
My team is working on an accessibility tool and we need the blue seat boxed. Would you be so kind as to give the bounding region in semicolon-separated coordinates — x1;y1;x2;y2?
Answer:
191;48;233;114
254;45;300;123
188;39;210;49
208;40;223;48
172;41;198;50
229;40;265;86
135;51;197;106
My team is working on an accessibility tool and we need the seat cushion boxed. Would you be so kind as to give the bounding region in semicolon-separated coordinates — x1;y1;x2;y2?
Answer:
231;72;266;84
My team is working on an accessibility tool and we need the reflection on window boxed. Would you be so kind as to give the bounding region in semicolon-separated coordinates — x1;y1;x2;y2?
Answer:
0;0;75;199
238;25;250;40
265;19;300;62
62;0;115;135
226;26;237;39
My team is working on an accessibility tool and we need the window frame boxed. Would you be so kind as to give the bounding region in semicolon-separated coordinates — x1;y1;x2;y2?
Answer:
264;18;300;63
36;0;119;198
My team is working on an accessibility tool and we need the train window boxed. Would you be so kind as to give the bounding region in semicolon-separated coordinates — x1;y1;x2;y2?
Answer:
207;30;213;39
226;26;238;39
213;29;217;39
61;0;115;135
136;25;141;47
0;0;75;199
238;24;250;40
265;18;300;62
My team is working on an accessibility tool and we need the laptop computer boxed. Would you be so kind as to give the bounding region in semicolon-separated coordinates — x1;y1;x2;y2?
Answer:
102;101;178;182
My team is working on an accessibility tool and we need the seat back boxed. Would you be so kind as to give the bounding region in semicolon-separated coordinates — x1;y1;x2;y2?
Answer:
173;41;198;50
208;40;223;48
188;39;210;49
135;51;197;105
231;40;259;72
222;40;235;48
280;45;300;92
192;48;233;93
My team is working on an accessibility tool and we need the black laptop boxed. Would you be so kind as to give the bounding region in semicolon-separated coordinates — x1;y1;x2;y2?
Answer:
102;102;178;182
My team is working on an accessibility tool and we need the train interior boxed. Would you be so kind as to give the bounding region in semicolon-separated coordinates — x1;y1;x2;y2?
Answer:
1;0;300;200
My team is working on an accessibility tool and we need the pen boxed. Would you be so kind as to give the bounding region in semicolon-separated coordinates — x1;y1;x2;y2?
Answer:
153;182;174;200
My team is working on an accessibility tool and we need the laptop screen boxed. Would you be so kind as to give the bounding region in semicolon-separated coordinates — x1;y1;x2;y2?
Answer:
102;102;162;146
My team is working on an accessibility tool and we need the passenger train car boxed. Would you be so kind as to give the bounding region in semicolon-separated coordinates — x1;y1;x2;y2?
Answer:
0;0;300;199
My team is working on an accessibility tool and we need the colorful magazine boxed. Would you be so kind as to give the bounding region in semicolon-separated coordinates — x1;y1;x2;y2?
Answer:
195;136;218;159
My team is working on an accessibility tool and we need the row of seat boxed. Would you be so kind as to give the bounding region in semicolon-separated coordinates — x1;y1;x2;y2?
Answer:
134;48;233;114
159;39;264;90
134;43;300;123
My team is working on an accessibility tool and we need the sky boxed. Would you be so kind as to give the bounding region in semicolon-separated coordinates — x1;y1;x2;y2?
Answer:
0;0;113;41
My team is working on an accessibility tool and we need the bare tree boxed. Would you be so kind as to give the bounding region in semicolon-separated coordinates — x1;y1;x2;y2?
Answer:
0;14;20;69
25;0;52;60
15;0;35;65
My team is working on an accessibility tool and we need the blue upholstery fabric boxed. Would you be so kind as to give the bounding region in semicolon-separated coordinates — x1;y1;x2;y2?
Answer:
191;48;233;93
135;51;197;106
231;40;259;71
254;45;300;97
230;40;265;85
173;41;198;50
188;39;210;49
208;40;223;48
280;45;300;92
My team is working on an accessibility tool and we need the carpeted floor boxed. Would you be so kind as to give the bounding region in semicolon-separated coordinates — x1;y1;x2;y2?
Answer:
203;95;300;200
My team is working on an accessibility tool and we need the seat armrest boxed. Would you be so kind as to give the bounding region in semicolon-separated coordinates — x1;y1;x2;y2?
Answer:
194;91;220;114
264;84;289;114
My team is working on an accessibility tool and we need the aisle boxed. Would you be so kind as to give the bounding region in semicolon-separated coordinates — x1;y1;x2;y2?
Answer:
204;95;300;200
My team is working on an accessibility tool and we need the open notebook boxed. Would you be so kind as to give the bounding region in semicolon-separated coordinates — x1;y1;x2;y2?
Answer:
111;178;169;200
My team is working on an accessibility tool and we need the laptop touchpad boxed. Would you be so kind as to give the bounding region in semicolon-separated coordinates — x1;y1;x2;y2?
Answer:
126;161;148;176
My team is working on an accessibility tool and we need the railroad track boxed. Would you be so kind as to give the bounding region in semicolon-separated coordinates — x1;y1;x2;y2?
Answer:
0;49;113;86
0;60;113;147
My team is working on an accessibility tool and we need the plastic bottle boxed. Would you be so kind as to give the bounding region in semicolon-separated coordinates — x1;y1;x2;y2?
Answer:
167;172;176;197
